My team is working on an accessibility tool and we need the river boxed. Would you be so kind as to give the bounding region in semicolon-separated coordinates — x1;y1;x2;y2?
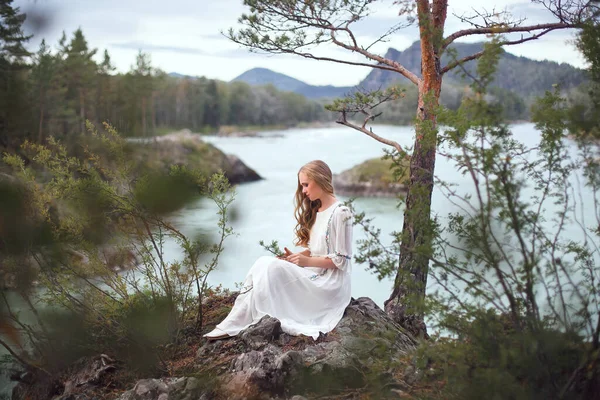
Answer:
160;122;596;308
1;123;597;396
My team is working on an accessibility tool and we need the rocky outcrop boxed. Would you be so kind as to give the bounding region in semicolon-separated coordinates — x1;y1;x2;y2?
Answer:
12;298;420;400
225;154;262;184
56;354;117;399
135;129;262;185
124;297;417;400
334;158;408;198
117;377;212;400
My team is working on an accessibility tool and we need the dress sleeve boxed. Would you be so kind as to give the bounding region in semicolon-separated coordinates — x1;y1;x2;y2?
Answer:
325;206;353;271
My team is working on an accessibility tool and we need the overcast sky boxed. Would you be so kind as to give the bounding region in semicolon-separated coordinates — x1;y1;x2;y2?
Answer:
13;0;587;87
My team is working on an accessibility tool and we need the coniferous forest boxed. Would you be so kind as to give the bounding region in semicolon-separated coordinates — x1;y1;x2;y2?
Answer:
1;20;327;149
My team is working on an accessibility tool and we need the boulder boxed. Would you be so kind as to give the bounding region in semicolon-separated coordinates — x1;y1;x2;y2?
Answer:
12;298;420;400
225;154;262;184
131;130;262;185
116;377;212;400
192;297;418;399
58;354;116;399
334;157;409;198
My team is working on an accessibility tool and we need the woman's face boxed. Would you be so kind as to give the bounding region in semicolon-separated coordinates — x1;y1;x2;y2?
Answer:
298;171;322;201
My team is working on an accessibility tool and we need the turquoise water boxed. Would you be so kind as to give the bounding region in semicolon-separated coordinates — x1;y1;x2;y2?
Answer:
162;122;596;308
2;122;596;396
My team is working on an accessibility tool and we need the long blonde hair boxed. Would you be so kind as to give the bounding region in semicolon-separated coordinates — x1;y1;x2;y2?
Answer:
294;160;335;247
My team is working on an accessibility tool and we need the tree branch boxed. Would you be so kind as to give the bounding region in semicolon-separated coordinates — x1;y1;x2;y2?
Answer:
329;28;420;85
228;0;421;86
337;119;407;156
443;22;572;49
441;27;559;74
332;88;409;156
364;22;411;52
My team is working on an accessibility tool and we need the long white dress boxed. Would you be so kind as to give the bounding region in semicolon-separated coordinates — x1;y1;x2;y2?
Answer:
208;201;353;340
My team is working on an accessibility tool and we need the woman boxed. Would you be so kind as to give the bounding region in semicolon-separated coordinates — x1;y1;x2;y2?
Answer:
203;160;353;340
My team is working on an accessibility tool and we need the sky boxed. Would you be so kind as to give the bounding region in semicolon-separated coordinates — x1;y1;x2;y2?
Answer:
13;0;587;87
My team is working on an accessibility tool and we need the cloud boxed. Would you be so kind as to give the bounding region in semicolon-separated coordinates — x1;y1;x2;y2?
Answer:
199;33;228;41
110;41;208;56
12;0;587;86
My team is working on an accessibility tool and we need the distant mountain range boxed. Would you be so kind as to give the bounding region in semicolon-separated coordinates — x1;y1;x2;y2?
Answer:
231;68;354;99
228;41;587;100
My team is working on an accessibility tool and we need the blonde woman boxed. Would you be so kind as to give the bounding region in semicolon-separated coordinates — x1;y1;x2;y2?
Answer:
204;160;353;340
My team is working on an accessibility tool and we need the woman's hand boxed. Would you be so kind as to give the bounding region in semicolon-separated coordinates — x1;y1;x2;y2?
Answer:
276;247;294;260
286;253;309;267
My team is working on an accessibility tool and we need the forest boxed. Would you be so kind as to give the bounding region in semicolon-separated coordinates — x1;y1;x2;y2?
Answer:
0;24;328;148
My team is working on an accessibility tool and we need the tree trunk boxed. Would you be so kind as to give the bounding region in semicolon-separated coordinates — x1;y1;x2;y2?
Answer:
38;104;45;144
142;96;147;137
79;88;85;133
384;0;446;338
38;86;45;143
151;92;157;135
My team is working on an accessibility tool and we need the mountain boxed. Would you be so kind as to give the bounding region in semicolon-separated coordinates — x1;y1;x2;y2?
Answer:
232;68;354;99
227;42;586;101
168;72;192;79
359;41;587;99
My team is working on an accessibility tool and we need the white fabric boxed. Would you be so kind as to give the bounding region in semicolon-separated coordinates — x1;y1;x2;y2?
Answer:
209;201;353;340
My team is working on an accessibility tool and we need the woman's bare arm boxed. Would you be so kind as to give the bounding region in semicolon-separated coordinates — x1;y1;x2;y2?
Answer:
285;253;337;269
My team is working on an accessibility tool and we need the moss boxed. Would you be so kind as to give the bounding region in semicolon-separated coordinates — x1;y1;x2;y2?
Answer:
343;157;410;185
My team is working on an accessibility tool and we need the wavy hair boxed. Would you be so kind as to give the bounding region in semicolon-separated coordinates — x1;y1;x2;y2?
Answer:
294;160;334;247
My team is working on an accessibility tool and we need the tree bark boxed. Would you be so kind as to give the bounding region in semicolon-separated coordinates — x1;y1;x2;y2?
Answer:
384;0;446;338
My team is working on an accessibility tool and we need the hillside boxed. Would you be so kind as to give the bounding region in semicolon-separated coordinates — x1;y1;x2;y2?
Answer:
232;67;354;99
359;41;586;99
230;42;586;101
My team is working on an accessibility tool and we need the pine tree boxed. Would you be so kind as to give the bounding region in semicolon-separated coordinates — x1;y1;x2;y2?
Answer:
30;39;67;143
0;0;31;147
0;0;30;62
60;28;98;134
203;79;221;129
130;50;153;136
96;49;115;127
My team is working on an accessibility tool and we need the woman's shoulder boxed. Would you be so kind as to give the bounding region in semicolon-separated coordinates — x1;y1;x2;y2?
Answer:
332;203;353;220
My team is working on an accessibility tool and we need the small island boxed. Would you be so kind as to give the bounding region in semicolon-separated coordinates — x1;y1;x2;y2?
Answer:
334;157;410;198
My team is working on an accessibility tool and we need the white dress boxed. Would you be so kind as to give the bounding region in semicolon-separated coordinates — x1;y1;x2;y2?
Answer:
209;201;353;340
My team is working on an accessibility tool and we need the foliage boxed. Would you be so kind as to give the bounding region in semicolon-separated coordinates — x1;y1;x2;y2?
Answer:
259;239;285;258
346;37;600;397
227;0;593;331
0;0;31;148
0;122;235;374
0;18;329;147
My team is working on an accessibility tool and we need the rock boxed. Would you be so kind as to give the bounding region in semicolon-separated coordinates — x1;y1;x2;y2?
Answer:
217;129;260;138
21;297;417;400
239;316;283;349
12;355;115;400
334;157;409;198
115;377;212;400
225;154;262;184
193;297;417;399
0;172;16;183
56;354;117;399
130;130;262;185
